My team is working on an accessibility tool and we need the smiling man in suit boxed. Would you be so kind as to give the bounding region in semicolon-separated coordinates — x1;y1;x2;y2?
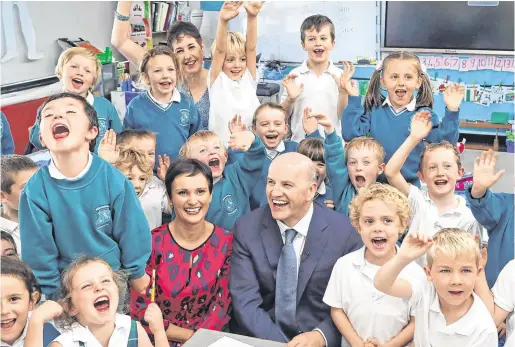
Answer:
230;152;362;347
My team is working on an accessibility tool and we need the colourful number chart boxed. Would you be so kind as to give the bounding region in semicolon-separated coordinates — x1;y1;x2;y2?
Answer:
419;55;514;72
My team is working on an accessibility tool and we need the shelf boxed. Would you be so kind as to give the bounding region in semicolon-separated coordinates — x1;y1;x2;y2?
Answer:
152;31;167;34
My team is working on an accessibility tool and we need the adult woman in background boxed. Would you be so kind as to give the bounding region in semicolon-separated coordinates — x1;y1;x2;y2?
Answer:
130;159;232;346
112;2;210;128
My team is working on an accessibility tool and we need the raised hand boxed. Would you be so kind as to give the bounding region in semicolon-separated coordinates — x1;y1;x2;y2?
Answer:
337;61;359;96
228;130;255;152
30;300;63;324
157;154;170;182
98;129;119;163
409;110;432;141
399;232;433;262
470;150;505;198
302;107;318;135
443;83;465;111
219;1;243;22
311;113;335;134
282;74;304;101
243;1;264;17
144;303;165;334
228;114;247;134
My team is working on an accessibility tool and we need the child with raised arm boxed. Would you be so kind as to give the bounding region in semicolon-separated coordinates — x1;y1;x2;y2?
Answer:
374;228;498;347
124;46;201;166
29;47;122;153
324;184;424;347
19;93;151;300
281;15;348;142
466;149;514;288
339;53;464;186
179;129;266;230
385;111;483;264
491;259;515;346
208;1;263;145
307;111;386;215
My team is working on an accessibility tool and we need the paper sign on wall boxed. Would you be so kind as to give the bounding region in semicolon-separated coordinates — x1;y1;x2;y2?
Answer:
421;55;513;72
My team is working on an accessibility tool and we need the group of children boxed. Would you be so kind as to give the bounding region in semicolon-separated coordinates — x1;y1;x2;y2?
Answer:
0;2;514;346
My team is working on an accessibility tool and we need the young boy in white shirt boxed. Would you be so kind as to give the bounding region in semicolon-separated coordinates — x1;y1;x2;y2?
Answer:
0;155;38;254
323;183;425;347
385;111;483;264
492;260;515;346
281;15;348;142
375;228;498;347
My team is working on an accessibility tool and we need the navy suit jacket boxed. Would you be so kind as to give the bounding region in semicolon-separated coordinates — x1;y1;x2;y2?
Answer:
230;203;363;347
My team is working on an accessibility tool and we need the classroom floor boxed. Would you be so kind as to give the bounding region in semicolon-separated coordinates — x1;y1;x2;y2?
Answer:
461;149;514;194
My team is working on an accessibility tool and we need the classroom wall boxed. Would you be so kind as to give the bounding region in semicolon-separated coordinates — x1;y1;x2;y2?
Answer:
0;1;123;85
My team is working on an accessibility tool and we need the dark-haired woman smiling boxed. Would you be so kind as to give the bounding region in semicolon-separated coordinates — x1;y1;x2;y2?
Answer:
130;159;232;346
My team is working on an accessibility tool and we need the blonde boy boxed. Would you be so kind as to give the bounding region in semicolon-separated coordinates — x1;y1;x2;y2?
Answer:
375;228;498;346
309;111;385;215
30;47;122;152
324;184;425;347
179;129;265;230
385;111;483;263
281;15;348;142
113;147;168;230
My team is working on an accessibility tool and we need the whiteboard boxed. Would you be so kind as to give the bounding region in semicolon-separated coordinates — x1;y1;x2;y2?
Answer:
200;1;379;63
0;1;120;86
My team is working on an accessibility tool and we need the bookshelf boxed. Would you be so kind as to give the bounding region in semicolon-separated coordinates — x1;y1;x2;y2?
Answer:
150;1;177;35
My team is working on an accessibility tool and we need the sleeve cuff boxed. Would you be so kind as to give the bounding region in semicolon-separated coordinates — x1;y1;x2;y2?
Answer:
313;328;328;347
444;107;460;118
324;130;339;145
348;95;362;106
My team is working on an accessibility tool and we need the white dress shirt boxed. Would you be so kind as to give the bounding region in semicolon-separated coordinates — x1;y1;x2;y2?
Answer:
492;259;515;346
139;176;170;230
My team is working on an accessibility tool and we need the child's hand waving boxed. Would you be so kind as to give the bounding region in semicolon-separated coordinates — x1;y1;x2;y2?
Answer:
228;114;248;134
470;150;505;198
219;1;243;21
399;232;433;262
409;110;432;141
311;113;335;135
302;107;318;135
157;154;170;182
336;61;359;96
228;130;255;152
443;83;465;112
98;129;119;164
30;300;63;324
282;75;304;102
243;1;264;17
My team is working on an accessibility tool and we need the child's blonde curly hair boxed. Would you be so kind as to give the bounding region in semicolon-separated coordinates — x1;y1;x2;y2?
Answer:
349;183;411;234
211;32;246;58
113;147;153;182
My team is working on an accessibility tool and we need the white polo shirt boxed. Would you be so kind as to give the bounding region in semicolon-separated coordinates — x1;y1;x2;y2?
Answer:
53;313;134;347
323;247;425;347
280;60;343;142
139;175;170;230
410;280;498;347
407;185;484;265
492;259;515;346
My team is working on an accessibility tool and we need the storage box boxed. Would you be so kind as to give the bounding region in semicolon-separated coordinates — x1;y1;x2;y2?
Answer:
491;112;509;124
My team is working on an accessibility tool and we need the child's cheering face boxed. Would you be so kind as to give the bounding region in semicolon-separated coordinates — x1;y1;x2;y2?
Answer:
127;137;157;169
380;58;422;110
121;166;149;197
223;51;247;81
347;147;385;191
58;54;97;98
419;147;464;199
68;261;119;327
425;250;479;309
144;54;177;99
357;198;404;265
187;138;228;179
0;169;37;211
314;161;326;188
254;107;289;150
39;97;98;154
301;25;335;66
0;275;38;345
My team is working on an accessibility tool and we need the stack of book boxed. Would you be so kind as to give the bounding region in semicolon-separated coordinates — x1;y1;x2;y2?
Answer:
151;1;178;33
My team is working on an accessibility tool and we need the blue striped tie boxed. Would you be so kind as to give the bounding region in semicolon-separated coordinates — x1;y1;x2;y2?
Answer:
275;228;298;337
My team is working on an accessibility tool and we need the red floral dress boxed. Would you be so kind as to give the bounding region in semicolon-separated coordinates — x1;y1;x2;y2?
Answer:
130;224;233;346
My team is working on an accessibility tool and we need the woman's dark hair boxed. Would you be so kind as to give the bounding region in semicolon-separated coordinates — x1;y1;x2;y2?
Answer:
37;93;99;152
1;231;18;256
165;158;213;199
167;21;203;49
1;256;41;303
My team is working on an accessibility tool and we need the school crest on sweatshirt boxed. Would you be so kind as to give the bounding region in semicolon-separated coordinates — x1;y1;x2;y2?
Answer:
222;194;237;215
95;205;112;229
179;109;190;126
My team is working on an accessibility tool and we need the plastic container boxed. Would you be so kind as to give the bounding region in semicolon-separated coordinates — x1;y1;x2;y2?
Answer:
491;112;509;124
